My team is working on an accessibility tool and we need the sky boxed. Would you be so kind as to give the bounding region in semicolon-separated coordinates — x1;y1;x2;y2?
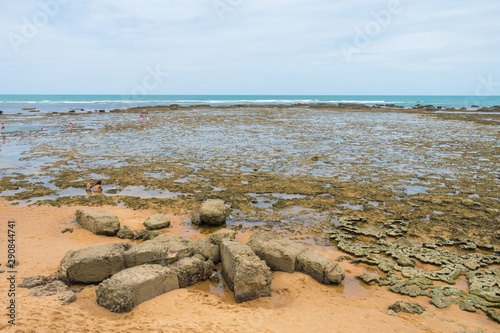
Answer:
0;0;499;95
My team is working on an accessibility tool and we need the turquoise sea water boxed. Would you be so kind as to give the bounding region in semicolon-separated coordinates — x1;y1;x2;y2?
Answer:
1;95;500;114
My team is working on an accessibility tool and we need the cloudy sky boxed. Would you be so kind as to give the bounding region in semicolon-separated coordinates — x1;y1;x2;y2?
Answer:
1;0;499;95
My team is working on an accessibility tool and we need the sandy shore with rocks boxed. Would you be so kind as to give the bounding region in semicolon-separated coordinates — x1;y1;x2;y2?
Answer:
0;199;497;333
0;105;499;332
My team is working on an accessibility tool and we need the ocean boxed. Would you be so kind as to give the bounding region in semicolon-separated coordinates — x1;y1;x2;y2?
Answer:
1;95;500;114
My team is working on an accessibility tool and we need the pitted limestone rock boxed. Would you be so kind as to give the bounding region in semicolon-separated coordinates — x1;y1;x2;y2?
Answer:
221;239;272;303
467;268;500;302
296;250;345;284
170;257;216;288
59;243;130;284
76;209;120;236
151;234;200;262
248;231;307;273
143;214;171;230
96;264;179;313
123;241;171;268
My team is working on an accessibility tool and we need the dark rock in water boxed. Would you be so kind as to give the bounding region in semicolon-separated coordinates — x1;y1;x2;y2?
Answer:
18;275;47;289
389;301;425;315
28;281;76;305
61;228;73;234
117;227;134;239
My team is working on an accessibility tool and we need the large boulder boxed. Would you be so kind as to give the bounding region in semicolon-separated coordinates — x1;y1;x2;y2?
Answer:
59;243;130;284
247;232;307;273
96;265;179;313
151;234;200;263
248;232;345;284
123;241;171;268
76;209;120;236
199;200;227;226
144;214;171;230
220;239;271;303
170;257;216;288
296;250;345;284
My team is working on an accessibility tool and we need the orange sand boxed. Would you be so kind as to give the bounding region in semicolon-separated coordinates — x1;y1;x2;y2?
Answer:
0;199;497;332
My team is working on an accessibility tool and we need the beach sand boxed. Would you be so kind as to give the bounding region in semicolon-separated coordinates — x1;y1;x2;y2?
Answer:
0;199;497;333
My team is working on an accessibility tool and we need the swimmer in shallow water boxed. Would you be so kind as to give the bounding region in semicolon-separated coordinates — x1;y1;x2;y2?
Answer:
93;180;103;192
86;179;93;191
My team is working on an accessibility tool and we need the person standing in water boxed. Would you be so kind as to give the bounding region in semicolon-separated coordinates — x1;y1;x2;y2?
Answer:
1;122;4;133
70;123;73;130
93;180;103;192
86;179;93;191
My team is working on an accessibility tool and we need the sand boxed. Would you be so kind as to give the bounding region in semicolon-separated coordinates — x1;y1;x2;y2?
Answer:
0;199;497;333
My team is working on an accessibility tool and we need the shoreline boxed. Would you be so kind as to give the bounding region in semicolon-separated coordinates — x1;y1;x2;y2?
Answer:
2;101;500;116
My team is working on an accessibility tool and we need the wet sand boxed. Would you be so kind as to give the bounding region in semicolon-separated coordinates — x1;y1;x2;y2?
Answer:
0;106;499;331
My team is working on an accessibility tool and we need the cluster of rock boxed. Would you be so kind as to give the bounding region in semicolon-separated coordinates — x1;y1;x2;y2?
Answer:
75;209;171;240
22;226;345;312
329;216;500;322
22;206;344;312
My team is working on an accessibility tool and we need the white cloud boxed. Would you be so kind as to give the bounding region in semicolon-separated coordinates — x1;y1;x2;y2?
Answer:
0;0;499;94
